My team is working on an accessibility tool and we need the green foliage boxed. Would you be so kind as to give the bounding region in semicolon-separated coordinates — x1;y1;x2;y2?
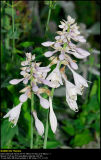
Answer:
1;120;18;148
20;41;35;48
73;130;93;147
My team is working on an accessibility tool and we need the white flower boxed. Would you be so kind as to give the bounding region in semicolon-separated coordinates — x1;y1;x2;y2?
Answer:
41;41;55;47
49;97;57;133
32;83;39;92
21;61;29;66
66;94;79;112
46;61;63;88
3;103;22;126
64;54;78;70
26;52;32;60
44;50;57;57
20;71;26;76
32;111;44;136
65;79;82;101
37;94;49;109
68;65;88;90
19;94;28;103
67;16;75;25
76;48;90;57
62;73;81;112
9;78;24;85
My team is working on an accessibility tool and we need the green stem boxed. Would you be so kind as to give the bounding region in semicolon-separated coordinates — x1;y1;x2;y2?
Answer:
30;92;34;149
12;1;15;61
43;109;49;149
43;88;54;149
30;66;34;149
45;1;52;34
43;1;53;149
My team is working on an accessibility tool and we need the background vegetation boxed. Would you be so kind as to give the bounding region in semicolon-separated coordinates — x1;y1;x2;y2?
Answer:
1;1;100;149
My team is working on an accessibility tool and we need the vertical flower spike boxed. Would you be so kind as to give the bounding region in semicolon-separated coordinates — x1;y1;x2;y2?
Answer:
3;103;22;126
32;111;44;136
49;97;57;133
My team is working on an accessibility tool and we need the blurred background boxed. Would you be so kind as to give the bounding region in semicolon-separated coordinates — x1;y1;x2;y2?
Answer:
1;1;100;149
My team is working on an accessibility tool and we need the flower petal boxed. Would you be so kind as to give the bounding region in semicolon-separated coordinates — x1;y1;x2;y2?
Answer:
66;95;79;112
68;65;88;88
33;111;44;136
49;97;57;133
19;94;28;103
76;48;90;57
9;78;24;85
44;51;56;57
38;94;49;109
3;103;22;126
41;41;54;47
71;51;88;59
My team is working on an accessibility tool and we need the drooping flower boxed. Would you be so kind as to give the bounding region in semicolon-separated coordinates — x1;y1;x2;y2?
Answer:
46;61;63;88
3;103;22;126
62;72;82;112
37;94;50;109
67;65;88;91
32;111;44;136
49;97;57;133
9;78;24;85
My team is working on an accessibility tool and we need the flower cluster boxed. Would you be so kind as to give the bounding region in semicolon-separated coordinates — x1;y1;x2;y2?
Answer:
3;53;57;135
42;15;90;112
4;16;90;136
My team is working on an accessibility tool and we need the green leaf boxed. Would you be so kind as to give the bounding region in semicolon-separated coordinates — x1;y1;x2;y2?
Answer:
5;7;16;16
1;120;18;148
98;77;100;103
2;15;11;30
90;80;97;98
86;113;98;124
91;120;100;134
47;141;61;149
86;95;99;112
73;130;93;147
73;119;85;132
20;41;34;48
62;123;75;136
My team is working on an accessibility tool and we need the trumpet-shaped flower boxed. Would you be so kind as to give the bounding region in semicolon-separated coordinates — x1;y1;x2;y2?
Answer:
9;78;24;85
3;103;22;126
37;94;49;109
49;97;57;133
46;61;63;88
66;95;79;112
32;111;44;136
68;65;88;90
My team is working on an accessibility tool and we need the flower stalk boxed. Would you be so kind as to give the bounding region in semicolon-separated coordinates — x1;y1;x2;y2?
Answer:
45;1;52;34
11;1;15;61
43;88;54;149
43;1;53;149
30;92;34;149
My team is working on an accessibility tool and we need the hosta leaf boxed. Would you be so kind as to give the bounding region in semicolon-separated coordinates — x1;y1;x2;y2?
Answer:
20;41;35;48
47;141;61;149
62;124;75;136
5;7;16;16
1;120;18;148
73;130;93;147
